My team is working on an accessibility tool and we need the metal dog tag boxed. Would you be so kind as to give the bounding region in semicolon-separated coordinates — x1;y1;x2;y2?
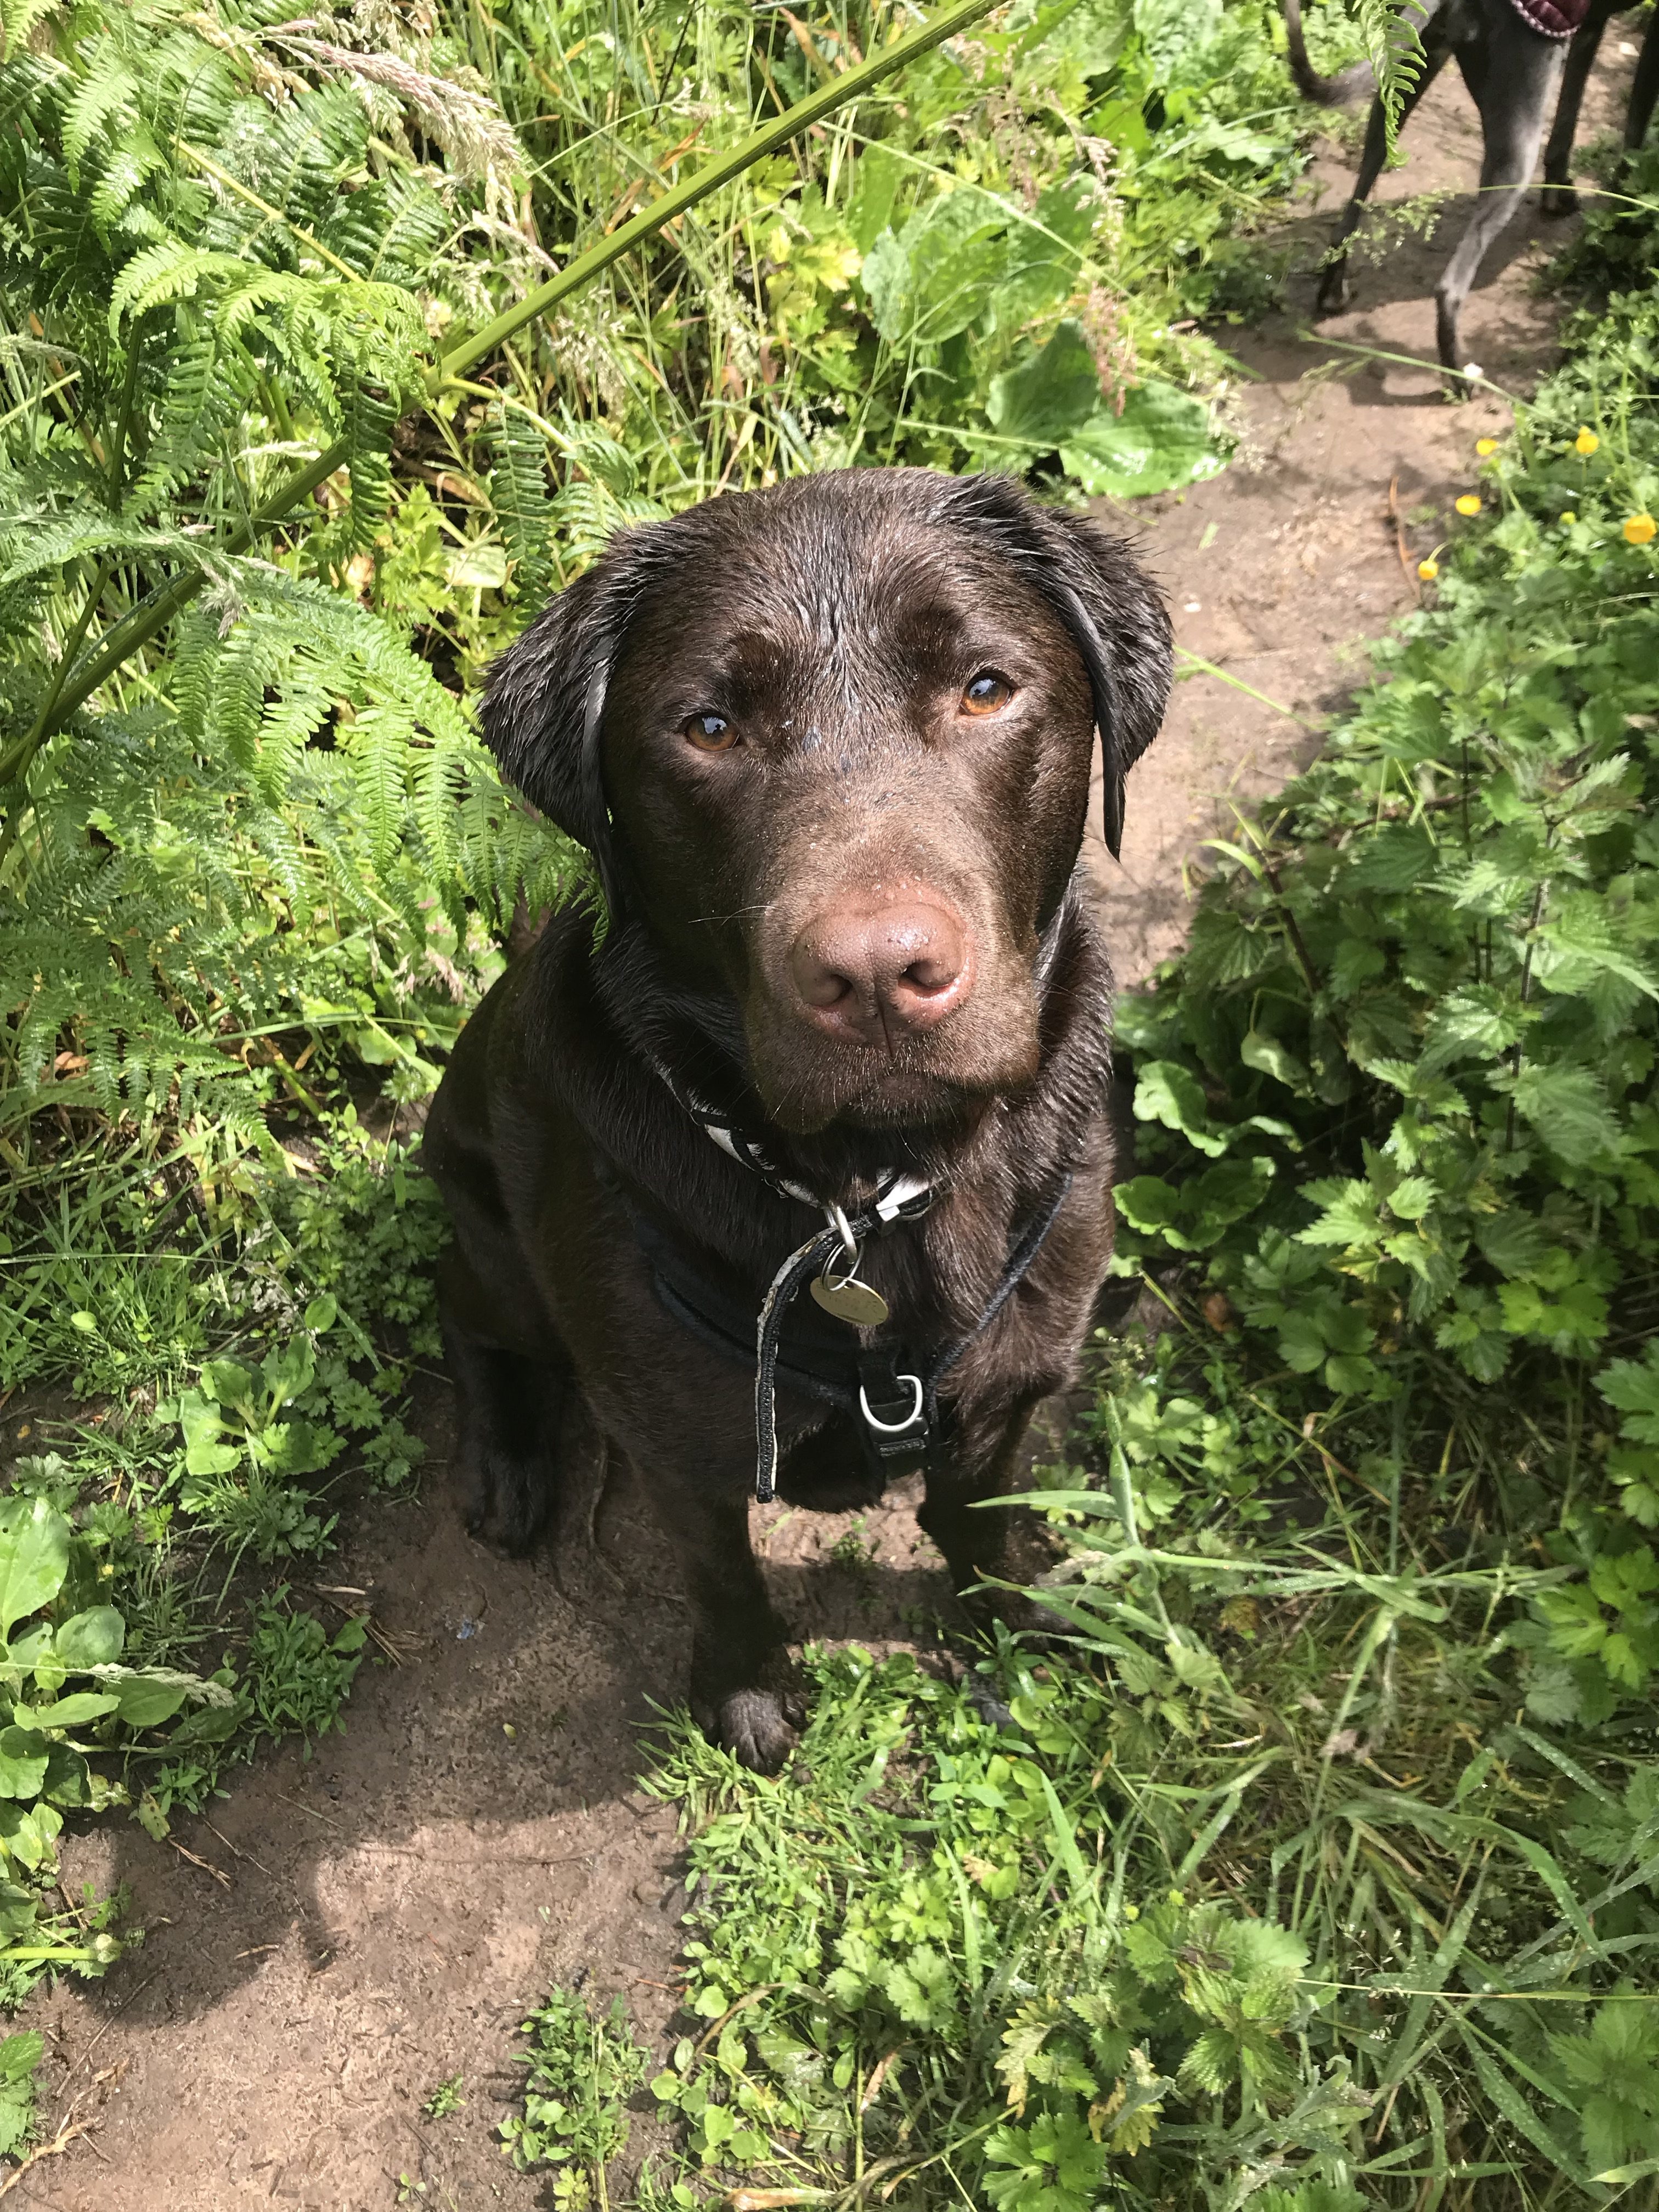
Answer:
811;1267;889;1328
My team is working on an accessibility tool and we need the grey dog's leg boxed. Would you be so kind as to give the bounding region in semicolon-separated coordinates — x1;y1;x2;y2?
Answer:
1542;0;1617;215
1316;1;1453;317
1435;27;1566;375
1628;14;1659;153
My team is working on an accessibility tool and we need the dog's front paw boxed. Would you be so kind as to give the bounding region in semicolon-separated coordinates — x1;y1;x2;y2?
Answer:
1314;267;1350;317
1539;183;1576;220
712;1687;802;1775
461;1443;553;1556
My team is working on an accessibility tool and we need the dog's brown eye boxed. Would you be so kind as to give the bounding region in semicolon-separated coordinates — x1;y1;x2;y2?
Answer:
682;712;736;752
960;672;1013;716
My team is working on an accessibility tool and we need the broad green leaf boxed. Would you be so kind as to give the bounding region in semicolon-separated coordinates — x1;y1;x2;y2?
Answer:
1059;381;1222;498
199;1358;254;1407
1343;822;1441;891
1133;0;1221;73
1046;0;1132;77
1509;1064;1624;1167
1240;1028;1309;1091
986;319;1102;449
3;1626;53;1674
12;1693;119;1731
989;174;1103;332
444;541;507;591
0;1884;38;1941
260;1335;315;1406
1132;1059;1225;1154
1600;1345;1659;1442
0;2030;40;2159
115;1677;190;1729
863;188;1008;347
54;1606;125;1669
1475;1209;1549;1279
178;1391;240;1477
1114;1175;1179;1232
0;1500;69;1641
0;2032;41;2086
0;1728;50;1801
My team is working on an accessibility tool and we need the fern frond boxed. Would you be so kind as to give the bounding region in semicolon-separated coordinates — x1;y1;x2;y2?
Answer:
344;703;414;873
489;402;557;618
60;45;136;182
1356;0;1424;136
206;630;262;778
106;239;249;335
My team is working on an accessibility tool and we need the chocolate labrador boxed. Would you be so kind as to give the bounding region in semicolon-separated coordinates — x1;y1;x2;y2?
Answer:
422;467;1171;1771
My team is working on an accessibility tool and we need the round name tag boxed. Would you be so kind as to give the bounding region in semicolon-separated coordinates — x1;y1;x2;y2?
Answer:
810;1272;890;1327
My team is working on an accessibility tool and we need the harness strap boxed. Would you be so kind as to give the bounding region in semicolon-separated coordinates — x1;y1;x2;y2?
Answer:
754;1223;851;1501
747;1168;1075;1501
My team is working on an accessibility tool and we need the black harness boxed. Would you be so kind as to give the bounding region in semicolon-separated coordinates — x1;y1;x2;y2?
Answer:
625;1057;1075;1502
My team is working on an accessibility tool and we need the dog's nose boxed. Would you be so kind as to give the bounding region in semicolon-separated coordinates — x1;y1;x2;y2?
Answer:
787;897;971;1046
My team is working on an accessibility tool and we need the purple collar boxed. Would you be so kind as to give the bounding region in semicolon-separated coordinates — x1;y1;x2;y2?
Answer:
1507;0;1592;39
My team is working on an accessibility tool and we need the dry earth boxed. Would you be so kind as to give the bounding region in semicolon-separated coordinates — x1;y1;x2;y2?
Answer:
5;43;1642;2211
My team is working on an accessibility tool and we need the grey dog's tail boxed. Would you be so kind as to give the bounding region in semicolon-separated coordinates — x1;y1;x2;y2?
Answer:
1282;0;1376;104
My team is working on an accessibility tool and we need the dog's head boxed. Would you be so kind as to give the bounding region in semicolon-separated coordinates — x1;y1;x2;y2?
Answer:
483;469;1171;1137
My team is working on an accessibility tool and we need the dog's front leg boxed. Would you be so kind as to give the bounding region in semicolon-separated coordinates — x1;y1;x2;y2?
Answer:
632;1443;803;1773
918;1391;1057;1626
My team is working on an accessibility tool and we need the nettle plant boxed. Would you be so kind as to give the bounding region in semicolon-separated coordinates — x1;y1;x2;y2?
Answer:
1110;376;1659;1690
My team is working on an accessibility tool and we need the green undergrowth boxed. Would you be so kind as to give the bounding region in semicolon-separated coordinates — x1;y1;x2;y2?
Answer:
0;1107;438;2001
497;161;1659;2212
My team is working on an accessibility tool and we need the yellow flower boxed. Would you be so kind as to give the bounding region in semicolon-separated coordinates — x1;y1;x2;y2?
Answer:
1455;494;1482;517
1417;557;1439;581
1626;513;1657;546
1475;438;1498;456
1575;427;1600;456
1559;510;1577;526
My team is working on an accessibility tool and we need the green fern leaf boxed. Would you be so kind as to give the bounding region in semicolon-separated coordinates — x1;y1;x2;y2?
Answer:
489;404;557;618
61;46;137;182
1355;0;1424;135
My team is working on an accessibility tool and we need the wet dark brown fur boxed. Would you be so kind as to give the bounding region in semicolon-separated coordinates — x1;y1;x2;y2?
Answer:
422;469;1172;1771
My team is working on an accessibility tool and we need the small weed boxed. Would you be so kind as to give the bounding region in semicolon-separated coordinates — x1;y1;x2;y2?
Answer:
242;1593;368;1754
0;2032;42;2159
422;2074;465;2122
828;1520;878;1575
499;1987;650;2202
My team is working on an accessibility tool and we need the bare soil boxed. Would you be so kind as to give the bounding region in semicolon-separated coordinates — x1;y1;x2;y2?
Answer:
12;47;1639;2212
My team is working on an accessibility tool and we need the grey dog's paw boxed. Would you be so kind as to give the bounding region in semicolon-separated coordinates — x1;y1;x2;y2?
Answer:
715;1688;800;1775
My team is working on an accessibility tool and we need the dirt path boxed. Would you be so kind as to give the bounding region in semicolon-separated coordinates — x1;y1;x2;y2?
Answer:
22;48;1638;2212
1087;41;1637;973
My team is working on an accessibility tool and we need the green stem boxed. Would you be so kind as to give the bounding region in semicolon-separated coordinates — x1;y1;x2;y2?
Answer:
0;556;112;793
36;0;995;743
0;324;143;806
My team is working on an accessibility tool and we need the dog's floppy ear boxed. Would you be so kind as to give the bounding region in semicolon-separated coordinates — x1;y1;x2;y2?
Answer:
944;478;1173;861
478;535;645;899
1040;507;1173;861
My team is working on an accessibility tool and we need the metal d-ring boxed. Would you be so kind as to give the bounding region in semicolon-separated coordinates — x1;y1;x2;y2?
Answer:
826;1201;859;1268
859;1374;924;1434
